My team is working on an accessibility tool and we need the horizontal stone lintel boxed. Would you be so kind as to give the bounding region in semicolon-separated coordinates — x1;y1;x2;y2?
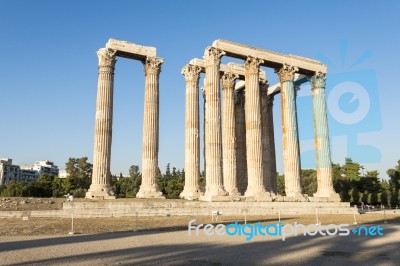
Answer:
189;58;266;80
212;39;327;75
106;38;157;60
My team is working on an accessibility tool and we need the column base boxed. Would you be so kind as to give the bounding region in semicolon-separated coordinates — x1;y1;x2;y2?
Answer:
204;186;228;197
285;191;309;202
199;195;231;202
245;191;273;202
85;185;116;199
136;186;165;199
313;190;341;202
180;187;204;200
225;187;241;197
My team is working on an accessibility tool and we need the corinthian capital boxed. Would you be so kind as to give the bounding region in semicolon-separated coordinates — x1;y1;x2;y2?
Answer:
204;47;225;66
310;71;326;89
275;63;299;83
144;57;164;75
181;64;202;83
245;56;264;75
221;72;239;90
97;48;117;67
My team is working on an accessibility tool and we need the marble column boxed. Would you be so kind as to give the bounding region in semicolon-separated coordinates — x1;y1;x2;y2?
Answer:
201;47;227;200
244;57;271;200
260;82;277;196
266;94;278;194
235;89;247;195
311;72;341;201
276;64;305;201
86;48;117;199
180;64;203;199
137;57;165;198
221;72;240;196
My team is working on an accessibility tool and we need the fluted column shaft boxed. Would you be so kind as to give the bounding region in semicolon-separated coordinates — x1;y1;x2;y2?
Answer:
222;72;240;195
203;47;227;197
260;83;277;194
235;90;247;195
180;64;203;199
266;95;277;194
311;73;340;201
86;48;117;199
137;57;164;198
244;57;267;197
276;64;303;199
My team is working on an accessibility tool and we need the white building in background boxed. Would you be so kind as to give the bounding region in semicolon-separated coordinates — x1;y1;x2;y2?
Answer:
21;160;59;176
0;158;59;185
0;158;20;185
58;170;68;179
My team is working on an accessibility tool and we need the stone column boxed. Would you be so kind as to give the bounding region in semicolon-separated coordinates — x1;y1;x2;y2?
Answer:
310;72;341;201
86;48;117;199
221;72;240;196
200;47;227;200
180;64;203;199
266;94;278;194
235;89;247;195
244;57;271;200
137;57;164;198
260;82;277;196
276;64;305;201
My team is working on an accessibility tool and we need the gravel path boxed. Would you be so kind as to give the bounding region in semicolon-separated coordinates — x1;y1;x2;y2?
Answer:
1;224;399;265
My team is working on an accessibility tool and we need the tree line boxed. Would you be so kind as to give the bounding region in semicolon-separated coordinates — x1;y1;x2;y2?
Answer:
1;157;399;207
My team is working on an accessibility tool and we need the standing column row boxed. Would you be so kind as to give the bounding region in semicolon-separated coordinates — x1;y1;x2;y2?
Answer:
276;64;305;201
221;72;240;196
86;48;117;199
180;64;203;199
235;89;248;195
137;57;164;198
244;57;271;200
311;72;340;201
201;47;228;200
260;82;277;196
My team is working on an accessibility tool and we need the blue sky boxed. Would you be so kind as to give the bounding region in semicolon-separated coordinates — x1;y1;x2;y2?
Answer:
0;0;399;178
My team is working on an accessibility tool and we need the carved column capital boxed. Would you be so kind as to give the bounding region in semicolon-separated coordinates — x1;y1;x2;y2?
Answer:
221;72;239;90
182;64;202;83
204;47;225;66
97;48;117;67
310;71;326;89
245;56;264;74
275;63;299;83
144;57;164;75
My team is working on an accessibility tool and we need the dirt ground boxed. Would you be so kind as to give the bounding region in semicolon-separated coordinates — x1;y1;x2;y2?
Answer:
1;197;399;236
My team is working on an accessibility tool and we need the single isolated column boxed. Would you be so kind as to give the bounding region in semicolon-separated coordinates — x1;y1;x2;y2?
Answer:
311;72;340;201
200;47;228;200
86;48;117;199
221;72;240;196
137;57;165;199
235;89;247;195
244;57;272;201
276;64;306;201
180;64;203;200
260;81;277;197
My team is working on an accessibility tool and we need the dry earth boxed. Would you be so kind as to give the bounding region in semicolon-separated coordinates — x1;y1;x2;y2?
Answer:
1;197;399;236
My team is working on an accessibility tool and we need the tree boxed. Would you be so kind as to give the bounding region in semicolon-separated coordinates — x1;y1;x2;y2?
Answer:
387;160;400;207
301;169;317;196
277;174;285;196
64;157;93;194
117;165;142;198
